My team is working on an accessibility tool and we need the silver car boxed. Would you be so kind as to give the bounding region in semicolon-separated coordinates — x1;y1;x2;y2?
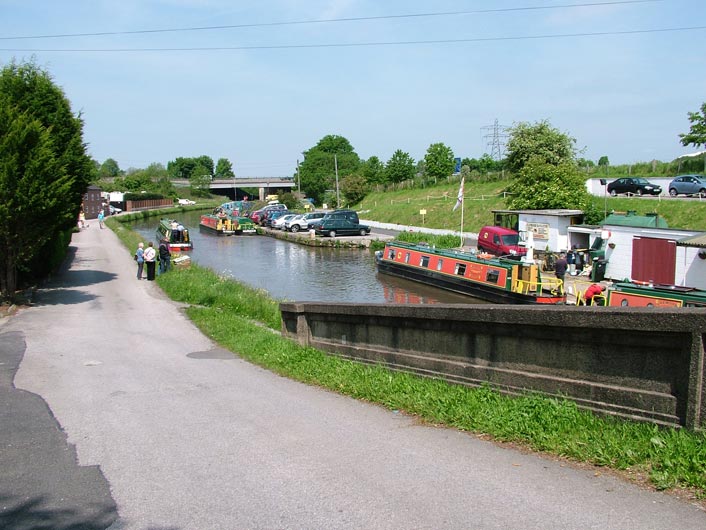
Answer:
668;175;706;197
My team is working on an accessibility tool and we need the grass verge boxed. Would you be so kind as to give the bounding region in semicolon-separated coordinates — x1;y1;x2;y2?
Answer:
114;210;706;500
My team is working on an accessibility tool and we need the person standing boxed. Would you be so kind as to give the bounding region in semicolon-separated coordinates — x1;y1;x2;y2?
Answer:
554;252;568;285
144;242;157;281
135;242;145;280
158;239;171;274
566;248;576;276
97;209;105;229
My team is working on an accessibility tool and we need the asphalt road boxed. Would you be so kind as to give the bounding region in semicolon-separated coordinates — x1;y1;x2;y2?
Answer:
1;222;704;530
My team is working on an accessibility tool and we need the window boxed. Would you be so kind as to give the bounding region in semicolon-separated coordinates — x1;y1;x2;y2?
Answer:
388;248;395;259
486;269;500;284
405;253;411;264
437;259;444;271
420;255;430;267
454;263;467;276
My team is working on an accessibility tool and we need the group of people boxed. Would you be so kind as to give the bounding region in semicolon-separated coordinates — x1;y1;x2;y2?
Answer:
135;239;171;280
553;250;606;305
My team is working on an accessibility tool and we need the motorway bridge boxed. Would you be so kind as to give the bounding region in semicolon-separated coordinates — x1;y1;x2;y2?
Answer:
173;178;296;200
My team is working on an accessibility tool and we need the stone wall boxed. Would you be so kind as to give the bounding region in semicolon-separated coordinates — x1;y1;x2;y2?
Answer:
280;302;706;430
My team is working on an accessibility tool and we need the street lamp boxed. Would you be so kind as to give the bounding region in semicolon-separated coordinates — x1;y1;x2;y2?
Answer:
599;178;607;220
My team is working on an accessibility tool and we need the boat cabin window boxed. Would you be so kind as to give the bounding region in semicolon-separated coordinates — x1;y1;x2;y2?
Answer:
387;248;395;260
420;255;430;268
405;253;411;264
436;259;444;271
454;263;467;276
486;269;500;284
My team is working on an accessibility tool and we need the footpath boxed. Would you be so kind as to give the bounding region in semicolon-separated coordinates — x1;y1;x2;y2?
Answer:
0;222;704;529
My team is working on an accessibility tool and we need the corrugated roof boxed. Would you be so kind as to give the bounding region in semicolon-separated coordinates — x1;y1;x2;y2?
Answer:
677;233;706;247
602;212;668;228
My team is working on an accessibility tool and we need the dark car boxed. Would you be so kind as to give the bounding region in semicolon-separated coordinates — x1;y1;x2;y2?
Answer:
314;218;371;238
308;209;359;231
668;174;706;197
607;178;662;196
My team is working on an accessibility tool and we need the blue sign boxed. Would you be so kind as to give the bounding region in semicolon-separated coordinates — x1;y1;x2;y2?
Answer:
454;157;461;174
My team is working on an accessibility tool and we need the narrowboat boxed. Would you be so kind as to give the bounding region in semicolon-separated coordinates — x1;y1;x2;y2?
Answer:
375;241;566;305
607;281;706;308
156;218;193;252
199;206;256;235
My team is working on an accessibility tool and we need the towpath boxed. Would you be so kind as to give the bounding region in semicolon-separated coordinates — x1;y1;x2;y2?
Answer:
1;222;704;529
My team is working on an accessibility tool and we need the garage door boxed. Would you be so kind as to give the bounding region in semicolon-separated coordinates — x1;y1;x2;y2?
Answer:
632;237;676;284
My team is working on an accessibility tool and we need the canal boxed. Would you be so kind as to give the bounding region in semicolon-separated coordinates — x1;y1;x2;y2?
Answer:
130;211;480;305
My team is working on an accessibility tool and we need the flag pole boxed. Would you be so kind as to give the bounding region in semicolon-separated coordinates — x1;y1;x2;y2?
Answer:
459;194;464;249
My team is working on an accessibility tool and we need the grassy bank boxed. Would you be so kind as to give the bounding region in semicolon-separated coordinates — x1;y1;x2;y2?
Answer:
356;180;706;231
109;208;706;500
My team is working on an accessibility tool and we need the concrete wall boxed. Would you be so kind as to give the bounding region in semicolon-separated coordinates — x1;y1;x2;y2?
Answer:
281;302;706;430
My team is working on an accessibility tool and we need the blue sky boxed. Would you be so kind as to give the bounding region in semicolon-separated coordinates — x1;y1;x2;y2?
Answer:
1;0;704;177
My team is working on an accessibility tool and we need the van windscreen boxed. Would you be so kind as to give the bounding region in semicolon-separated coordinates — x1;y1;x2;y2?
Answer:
501;234;519;245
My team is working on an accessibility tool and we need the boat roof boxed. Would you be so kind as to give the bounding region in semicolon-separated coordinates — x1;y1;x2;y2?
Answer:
387;240;518;268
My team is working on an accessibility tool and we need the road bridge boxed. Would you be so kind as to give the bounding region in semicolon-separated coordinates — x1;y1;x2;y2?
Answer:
172;178;296;201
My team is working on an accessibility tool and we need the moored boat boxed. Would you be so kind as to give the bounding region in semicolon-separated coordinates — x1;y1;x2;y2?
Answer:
375;241;566;304
607;281;706;308
156;218;193;251
200;206;256;235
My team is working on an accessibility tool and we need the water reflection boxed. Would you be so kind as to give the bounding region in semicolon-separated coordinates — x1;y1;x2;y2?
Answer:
130;211;482;305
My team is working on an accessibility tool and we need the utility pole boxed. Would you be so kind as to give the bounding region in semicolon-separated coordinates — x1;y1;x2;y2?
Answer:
334;154;340;208
297;159;301;195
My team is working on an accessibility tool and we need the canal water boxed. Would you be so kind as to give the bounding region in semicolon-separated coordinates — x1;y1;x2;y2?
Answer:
130;211;480;305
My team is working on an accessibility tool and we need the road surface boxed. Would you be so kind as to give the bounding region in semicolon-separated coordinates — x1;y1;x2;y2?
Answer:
1;222;704;529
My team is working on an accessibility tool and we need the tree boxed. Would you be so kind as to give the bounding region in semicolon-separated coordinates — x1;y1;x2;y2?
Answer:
98;158;121;179
385;150;416;183
340;174;369;205
360;156;385;185
505;120;576;174
597;156;609;167
0;60;92;300
507;157;590;210
297;135;360;205
215;157;235;178
679;103;706;169
423;143;455;181
190;163;212;196
167;157;197;180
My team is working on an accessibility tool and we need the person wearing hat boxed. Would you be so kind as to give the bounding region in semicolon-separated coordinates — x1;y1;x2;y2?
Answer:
158;238;171;274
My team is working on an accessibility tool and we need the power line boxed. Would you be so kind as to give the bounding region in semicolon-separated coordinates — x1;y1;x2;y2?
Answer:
1;25;702;53
0;0;663;41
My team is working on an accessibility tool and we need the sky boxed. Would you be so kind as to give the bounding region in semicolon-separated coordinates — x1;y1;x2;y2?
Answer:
1;0;704;177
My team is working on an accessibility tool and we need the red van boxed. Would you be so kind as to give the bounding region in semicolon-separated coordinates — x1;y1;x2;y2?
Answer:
477;226;527;257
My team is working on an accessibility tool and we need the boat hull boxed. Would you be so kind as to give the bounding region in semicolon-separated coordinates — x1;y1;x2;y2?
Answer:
376;243;565;305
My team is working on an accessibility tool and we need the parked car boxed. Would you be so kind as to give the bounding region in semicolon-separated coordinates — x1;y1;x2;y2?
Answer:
272;214;296;230
308;209;359;232
477;226;527;257
668;175;706;197
286;212;325;232
177;198;196;205
314;218;371;238
108;205;122;215
265;210;287;227
607;178;662;196
249;209;267;224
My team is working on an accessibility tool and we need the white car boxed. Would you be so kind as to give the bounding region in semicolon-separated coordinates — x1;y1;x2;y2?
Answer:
272;214;297;230
178;198;196;205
